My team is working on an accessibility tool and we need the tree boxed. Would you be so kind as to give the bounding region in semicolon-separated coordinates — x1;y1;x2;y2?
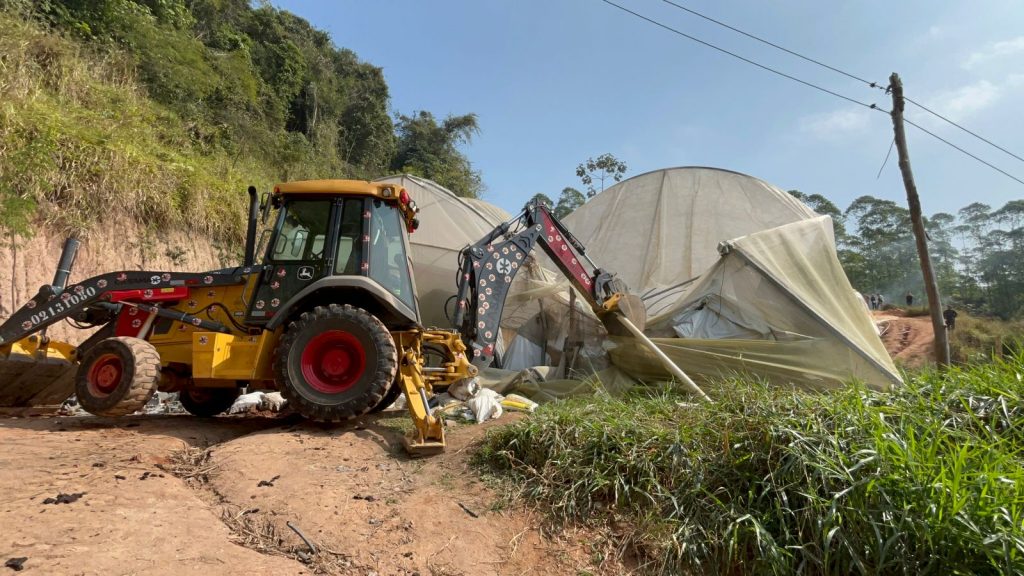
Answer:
391;111;483;198
528;193;553;208
843;195;915;295
788;190;849;246
554;187;585;219
576;153;627;198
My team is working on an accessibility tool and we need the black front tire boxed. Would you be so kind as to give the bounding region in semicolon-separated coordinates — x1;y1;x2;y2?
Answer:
74;337;160;417
274;304;397;422
369;375;403;413
179;387;239;417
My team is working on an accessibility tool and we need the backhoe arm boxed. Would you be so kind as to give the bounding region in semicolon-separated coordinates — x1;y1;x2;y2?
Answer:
452;202;635;367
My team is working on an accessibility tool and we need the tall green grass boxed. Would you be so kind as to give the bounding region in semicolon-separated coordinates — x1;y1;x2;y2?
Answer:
478;357;1024;575
952;315;1024;364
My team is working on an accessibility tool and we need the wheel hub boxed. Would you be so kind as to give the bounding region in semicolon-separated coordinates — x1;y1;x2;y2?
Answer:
300;330;366;394
88;354;123;397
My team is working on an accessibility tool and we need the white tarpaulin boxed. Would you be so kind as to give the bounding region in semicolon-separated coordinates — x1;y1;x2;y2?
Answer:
376;169;900;392
503;167;900;391
565;166;817;321
614;216;901;390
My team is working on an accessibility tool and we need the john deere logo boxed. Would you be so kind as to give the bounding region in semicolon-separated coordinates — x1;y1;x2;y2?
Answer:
297;266;314;281
496;258;512;275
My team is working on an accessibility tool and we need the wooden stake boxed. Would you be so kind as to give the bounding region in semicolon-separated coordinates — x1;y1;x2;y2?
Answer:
888;72;951;366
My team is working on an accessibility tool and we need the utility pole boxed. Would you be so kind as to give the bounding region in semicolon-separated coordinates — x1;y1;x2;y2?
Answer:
888;72;951;366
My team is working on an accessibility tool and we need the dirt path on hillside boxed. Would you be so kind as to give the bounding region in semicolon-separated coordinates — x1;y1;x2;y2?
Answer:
874;310;936;369
0;412;629;576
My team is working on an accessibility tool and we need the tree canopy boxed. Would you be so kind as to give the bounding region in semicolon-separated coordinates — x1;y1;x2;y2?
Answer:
789;190;1024;320
576;153;628;198
15;0;482;189
391;111;483;198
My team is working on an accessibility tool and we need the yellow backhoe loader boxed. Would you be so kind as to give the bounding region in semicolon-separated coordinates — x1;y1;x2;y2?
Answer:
0;180;654;453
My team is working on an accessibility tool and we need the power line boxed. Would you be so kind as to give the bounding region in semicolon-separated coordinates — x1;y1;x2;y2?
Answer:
600;0;1024;187
658;0;883;89
900;115;1024;186
657;0;1024;166
903;96;1024;165
598;0;881;111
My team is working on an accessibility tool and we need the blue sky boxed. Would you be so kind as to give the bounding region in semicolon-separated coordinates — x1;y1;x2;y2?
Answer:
274;0;1024;219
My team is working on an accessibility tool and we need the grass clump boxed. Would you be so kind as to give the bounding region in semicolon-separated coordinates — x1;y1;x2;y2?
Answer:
477;356;1024;575
952;314;1024;364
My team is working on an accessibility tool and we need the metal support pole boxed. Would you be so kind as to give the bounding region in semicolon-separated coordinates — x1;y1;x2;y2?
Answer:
616;314;712;402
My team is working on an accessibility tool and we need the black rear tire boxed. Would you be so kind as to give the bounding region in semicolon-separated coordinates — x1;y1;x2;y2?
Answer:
75;337;160;417
179;387;239;417
274;304;397;422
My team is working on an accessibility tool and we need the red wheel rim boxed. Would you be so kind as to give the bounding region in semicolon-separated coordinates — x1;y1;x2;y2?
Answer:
88;353;123;397
300;330;366;394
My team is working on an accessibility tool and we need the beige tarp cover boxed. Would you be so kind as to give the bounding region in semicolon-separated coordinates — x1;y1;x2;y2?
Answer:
612;216;900;390
564;166;817;321
503;167;900;393
376;169;899;394
375;175;510;328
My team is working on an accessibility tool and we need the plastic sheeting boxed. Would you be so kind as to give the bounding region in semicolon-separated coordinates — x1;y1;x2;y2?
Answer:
564;166;816;318
504;167;900;392
375;169;899;392
629;216;901;390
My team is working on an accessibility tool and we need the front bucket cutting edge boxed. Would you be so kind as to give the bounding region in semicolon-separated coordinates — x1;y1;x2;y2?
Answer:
0;343;78;407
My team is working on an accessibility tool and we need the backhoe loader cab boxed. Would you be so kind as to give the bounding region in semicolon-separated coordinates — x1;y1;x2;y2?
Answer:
251;181;422;330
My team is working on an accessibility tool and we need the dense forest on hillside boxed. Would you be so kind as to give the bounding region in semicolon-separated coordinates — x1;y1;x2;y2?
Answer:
0;0;481;246
790;191;1024;320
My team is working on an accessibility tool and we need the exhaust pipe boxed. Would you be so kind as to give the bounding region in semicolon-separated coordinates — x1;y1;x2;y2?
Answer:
52;237;81;291
243;186;260;267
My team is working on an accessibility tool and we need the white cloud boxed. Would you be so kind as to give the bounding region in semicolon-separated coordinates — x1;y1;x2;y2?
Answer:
963;36;1024;69
925;80;1001;122
799;108;870;141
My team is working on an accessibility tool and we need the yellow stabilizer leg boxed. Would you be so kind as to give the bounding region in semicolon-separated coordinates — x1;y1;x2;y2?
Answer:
397;349;445;455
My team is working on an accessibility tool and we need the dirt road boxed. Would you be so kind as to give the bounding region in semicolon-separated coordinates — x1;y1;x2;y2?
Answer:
874;310;936;369
0;412;625;575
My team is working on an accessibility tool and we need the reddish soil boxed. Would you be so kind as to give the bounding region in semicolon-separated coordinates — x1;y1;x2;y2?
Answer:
0;411;630;575
873;310;936;369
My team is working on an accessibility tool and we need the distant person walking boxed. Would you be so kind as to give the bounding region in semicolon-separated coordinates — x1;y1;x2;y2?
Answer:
943;307;958;330
877;294;885;309
869;294;878;310
905;292;914;307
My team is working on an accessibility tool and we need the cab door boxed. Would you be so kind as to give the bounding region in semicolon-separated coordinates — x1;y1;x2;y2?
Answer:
247;199;336;324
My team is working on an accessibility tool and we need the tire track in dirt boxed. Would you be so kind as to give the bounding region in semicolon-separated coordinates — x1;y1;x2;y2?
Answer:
875;311;935;369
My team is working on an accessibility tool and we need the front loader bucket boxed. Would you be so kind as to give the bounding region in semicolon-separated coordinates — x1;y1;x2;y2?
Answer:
0;341;78;408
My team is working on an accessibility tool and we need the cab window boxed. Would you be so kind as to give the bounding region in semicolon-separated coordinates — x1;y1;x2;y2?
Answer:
334;198;365;275
270;200;330;262
368;200;414;309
